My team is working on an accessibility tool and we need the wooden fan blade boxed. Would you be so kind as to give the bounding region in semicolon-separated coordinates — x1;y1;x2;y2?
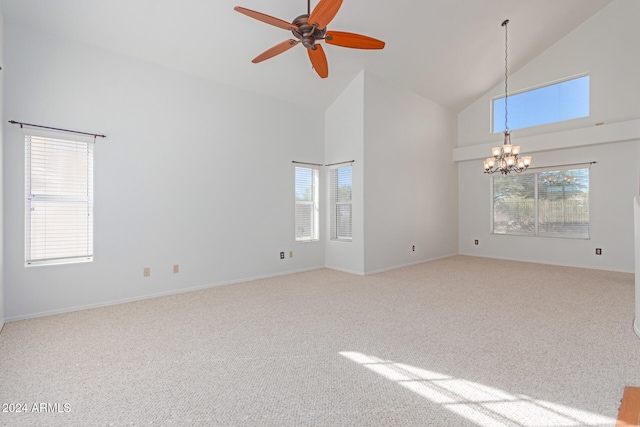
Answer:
325;31;385;49
308;0;343;30
252;39;300;63
307;44;328;78
234;6;298;31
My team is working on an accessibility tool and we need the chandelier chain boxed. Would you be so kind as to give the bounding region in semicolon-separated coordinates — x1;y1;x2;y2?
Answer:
483;18;531;175
504;19;509;132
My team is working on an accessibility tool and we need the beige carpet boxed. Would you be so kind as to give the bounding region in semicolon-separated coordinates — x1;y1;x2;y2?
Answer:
0;255;638;426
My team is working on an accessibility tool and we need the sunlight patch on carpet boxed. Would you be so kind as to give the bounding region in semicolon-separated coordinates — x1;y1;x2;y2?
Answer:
339;351;614;427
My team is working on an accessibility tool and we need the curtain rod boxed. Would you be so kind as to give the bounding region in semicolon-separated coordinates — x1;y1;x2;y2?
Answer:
8;120;106;139
292;161;323;167
324;160;355;167
293;160;356;167
525;161;596;171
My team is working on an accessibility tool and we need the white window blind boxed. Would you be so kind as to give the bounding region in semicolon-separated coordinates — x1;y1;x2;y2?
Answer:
25;133;94;265
330;165;352;241
492;167;590;239
295;166;319;241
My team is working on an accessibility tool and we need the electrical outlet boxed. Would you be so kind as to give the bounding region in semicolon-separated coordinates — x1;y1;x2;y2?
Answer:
143;267;150;277
289;251;293;258
280;252;285;259
173;264;179;273
596;248;602;255
475;240;479;245
412;245;415;252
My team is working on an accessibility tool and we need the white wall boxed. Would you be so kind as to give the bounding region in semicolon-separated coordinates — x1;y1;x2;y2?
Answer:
456;0;640;273
0;6;4;331
324;71;459;275
459;141;640;272
363;72;458;273
458;0;640;147
3;23;325;320
324;71;365;275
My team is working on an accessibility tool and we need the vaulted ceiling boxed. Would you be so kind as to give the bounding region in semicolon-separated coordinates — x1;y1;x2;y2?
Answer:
1;0;613;112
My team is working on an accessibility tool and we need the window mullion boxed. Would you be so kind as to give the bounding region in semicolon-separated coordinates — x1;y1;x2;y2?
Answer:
534;173;539;236
489;176;495;233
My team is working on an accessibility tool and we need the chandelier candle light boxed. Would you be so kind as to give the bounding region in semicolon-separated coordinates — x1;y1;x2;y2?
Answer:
484;19;531;174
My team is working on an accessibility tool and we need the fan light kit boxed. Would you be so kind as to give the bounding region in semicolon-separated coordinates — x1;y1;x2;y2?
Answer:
234;0;385;78
484;19;531;175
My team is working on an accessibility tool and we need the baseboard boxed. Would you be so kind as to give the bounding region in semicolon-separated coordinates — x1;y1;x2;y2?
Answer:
326;254;458;276
4;265;325;323
325;265;365;276
635;318;640;339
458;252;634;274
364;253;458;275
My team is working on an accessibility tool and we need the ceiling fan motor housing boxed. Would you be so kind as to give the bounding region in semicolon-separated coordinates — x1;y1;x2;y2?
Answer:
292;14;326;49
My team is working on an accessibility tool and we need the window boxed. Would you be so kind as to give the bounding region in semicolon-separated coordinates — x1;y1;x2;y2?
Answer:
295;166;319;241
330;165;352;241
25;133;94;265
492;167;590;239
492;75;589;133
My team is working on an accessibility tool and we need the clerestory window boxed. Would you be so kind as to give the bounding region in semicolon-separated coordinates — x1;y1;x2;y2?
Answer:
492;75;590;133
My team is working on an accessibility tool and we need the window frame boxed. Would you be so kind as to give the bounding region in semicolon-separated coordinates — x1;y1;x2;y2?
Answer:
294;165;320;242
490;165;591;240
491;74;590;133
330;164;353;242
24;130;95;266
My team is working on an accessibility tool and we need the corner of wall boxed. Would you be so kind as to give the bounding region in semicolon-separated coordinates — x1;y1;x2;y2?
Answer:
324;69;366;275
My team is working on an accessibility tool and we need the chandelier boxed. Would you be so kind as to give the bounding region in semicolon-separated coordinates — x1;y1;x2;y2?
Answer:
484;19;531;174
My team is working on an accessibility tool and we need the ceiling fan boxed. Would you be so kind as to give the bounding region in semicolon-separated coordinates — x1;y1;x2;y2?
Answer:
234;0;385;78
